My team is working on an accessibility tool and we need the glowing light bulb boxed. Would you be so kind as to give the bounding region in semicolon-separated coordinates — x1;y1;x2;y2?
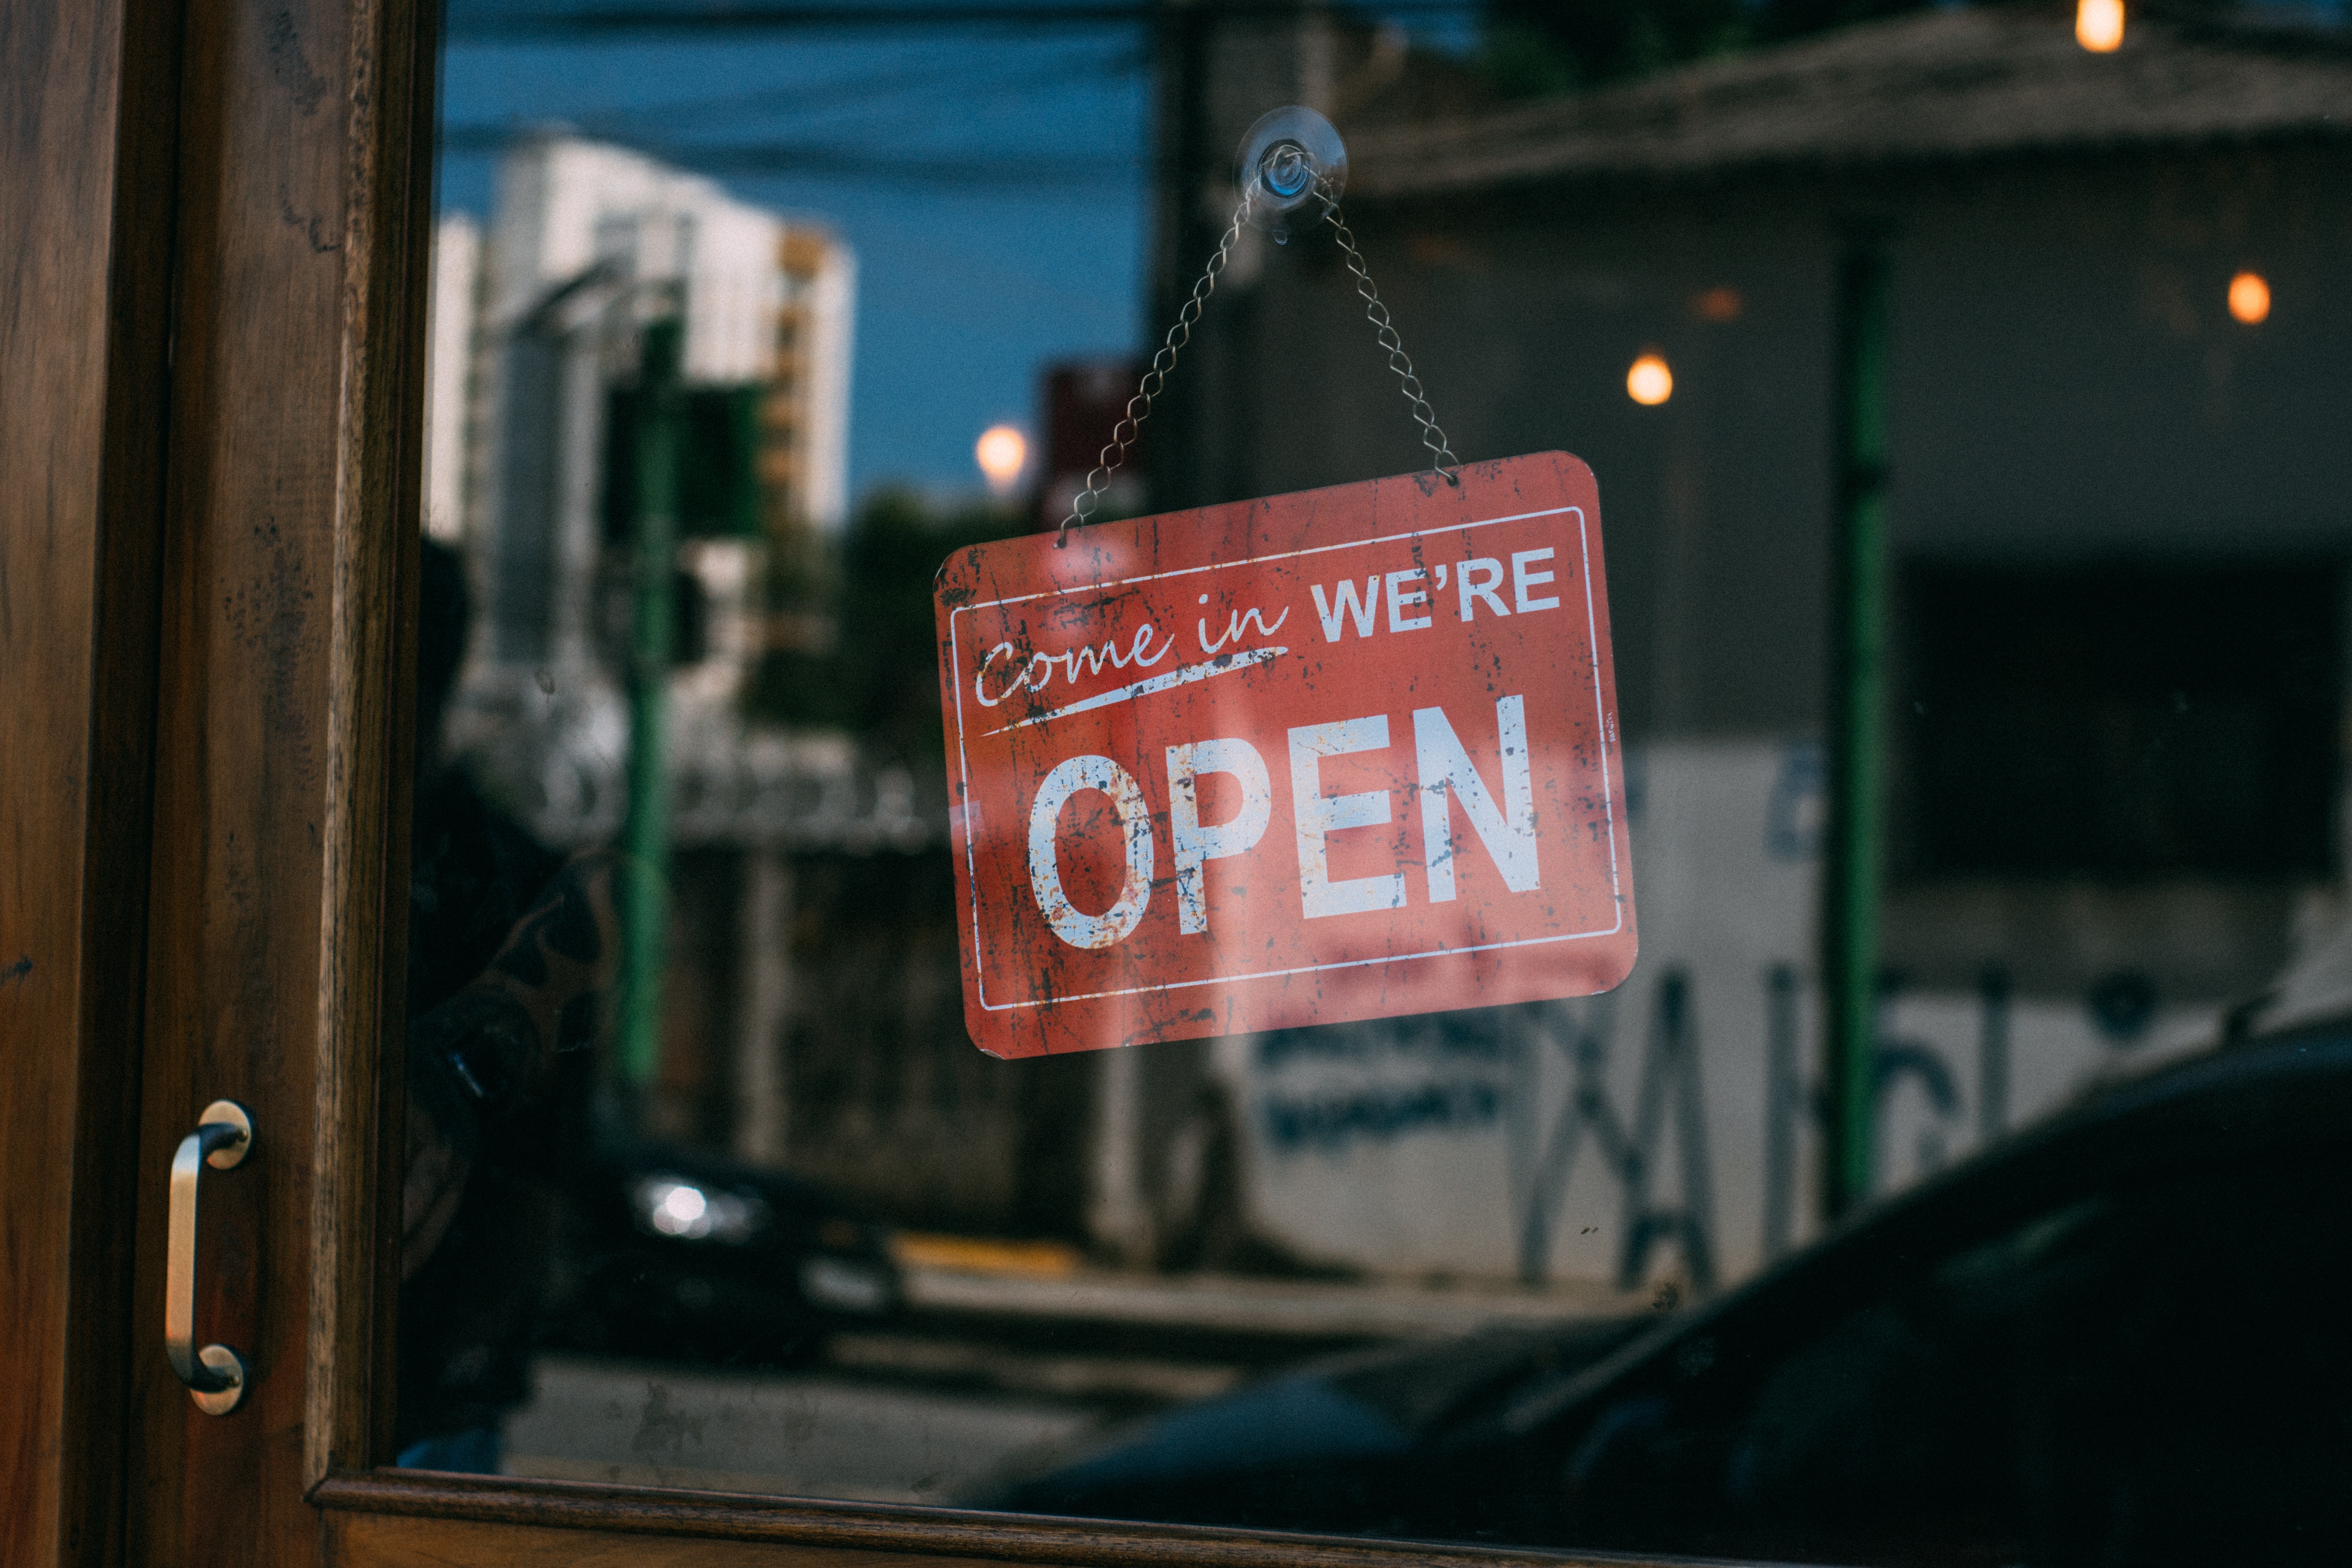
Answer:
1626;352;1673;407
2076;0;2124;53
975;424;1028;494
2228;270;2270;325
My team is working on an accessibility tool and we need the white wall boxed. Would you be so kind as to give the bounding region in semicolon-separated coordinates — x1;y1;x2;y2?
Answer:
1213;739;2220;1290
423;213;480;543
793;232;856;532
488;136;784;379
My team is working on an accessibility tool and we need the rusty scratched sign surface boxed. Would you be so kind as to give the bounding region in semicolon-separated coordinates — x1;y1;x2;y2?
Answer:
934;452;1637;1059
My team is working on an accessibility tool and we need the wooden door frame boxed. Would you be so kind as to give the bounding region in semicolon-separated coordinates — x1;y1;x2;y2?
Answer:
8;0;1756;1563
116;0;433;1555
1;0;183;1562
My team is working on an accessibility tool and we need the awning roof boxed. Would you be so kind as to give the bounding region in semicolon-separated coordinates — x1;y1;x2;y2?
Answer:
1347;5;2352;198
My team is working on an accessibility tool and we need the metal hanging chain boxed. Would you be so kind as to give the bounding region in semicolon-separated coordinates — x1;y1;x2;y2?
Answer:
1057;184;1460;545
1321;191;1461;488
1057;194;1254;546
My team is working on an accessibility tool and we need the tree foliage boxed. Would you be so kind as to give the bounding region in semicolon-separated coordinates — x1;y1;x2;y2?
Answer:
745;489;1031;768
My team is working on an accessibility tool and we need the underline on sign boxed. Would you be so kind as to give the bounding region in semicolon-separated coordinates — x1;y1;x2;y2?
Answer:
983;646;1288;737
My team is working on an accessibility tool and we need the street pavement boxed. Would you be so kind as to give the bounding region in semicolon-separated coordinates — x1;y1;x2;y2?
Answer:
498;1265;1641;1503
503;1356;1094;1502
902;1261;1641;1340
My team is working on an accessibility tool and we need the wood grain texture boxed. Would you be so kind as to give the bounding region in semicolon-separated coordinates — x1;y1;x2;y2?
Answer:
0;0;178;1563
307;0;439;1494
123;0;430;1559
324;1511;972;1568
312;1475;1711;1568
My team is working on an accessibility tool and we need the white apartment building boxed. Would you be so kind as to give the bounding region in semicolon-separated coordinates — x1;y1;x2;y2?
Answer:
418;135;865;837
423;133;855;679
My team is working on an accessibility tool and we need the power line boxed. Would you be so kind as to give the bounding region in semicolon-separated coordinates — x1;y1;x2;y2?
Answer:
437;44;1152;186
461;42;1140;137
437;127;1144;188
665;143;1142;183
447;1;1485;41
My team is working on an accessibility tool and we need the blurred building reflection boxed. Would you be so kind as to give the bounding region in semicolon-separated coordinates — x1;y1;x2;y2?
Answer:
1134;4;2352;1287
426;131;875;823
419;12;2352;1303
422;136;920;1152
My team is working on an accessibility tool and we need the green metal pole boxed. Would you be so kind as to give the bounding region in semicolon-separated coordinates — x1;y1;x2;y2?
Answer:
620;314;683;1093
1822;237;1891;1223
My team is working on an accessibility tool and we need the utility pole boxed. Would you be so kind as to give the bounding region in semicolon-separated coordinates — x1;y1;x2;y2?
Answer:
1149;0;1213;511
619;311;683;1100
1820;235;1892;1223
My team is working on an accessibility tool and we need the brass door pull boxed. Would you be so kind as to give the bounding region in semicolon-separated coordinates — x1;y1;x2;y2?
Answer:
167;1100;252;1415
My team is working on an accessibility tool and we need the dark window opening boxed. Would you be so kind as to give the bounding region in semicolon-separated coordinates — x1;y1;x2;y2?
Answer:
1902;561;2342;879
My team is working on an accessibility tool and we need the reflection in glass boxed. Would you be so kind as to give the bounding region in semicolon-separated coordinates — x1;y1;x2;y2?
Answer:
1625;351;1672;406
396;4;2352;1561
2229;268;2271;325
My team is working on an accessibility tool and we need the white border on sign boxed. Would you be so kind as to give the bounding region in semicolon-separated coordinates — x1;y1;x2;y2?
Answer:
947;502;1622;1014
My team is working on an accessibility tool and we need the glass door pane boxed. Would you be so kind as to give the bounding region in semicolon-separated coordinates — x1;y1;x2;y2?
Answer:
396;3;2352;1561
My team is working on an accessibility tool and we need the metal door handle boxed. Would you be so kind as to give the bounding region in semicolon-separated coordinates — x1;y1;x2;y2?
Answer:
167;1100;252;1415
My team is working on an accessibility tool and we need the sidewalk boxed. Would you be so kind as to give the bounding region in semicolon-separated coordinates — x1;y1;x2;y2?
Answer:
901;1260;1647;1342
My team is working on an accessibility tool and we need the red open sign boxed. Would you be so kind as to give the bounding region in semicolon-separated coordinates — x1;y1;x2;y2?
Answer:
935;452;1636;1058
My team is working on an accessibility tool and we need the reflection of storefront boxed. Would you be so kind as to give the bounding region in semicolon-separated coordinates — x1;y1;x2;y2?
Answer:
1131;8;2352;1287
421;135;904;1150
407;14;2352;1295
419;139;1115;1236
1198;738;2227;1287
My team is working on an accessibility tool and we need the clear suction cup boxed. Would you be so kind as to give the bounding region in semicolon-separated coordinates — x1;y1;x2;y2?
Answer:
1237;106;1345;233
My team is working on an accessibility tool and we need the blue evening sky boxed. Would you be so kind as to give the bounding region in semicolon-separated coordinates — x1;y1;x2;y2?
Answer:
437;5;1477;506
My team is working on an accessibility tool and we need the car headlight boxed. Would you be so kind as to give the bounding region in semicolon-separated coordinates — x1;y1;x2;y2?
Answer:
630;1175;769;1245
799;1254;893;1314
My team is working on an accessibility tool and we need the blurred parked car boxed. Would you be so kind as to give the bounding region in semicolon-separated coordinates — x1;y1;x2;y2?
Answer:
980;1025;2352;1565
543;1142;903;1365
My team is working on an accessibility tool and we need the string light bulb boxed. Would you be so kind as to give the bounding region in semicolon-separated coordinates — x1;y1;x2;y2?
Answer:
1626;352;1673;407
2076;0;2124;53
975;424;1029;494
2229;270;2271;325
